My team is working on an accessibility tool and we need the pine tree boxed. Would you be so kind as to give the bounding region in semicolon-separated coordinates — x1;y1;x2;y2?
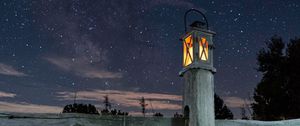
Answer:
252;36;288;120
286;38;300;119
240;104;249;120
214;94;233;119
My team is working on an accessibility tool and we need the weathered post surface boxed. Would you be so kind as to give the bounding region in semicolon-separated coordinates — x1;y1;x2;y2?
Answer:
182;68;215;126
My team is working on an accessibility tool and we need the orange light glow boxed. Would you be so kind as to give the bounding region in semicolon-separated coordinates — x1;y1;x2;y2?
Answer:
183;35;193;66
199;37;208;61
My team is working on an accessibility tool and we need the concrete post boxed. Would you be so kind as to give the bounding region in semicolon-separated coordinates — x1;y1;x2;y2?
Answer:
182;68;215;126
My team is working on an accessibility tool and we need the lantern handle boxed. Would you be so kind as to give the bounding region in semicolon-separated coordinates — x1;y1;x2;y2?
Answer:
184;8;209;32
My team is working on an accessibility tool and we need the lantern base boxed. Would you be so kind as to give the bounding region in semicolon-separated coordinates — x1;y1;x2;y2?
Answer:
179;63;216;77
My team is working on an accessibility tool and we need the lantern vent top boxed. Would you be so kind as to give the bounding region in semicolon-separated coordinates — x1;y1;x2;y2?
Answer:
190;21;206;29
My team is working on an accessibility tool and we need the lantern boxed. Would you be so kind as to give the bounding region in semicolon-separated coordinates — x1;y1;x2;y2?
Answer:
180;9;216;126
181;20;215;71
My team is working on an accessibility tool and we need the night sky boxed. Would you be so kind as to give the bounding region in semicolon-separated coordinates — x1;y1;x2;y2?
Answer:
0;0;300;118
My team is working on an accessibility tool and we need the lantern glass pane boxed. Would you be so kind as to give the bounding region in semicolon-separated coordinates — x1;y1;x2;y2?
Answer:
199;37;208;61
183;35;193;66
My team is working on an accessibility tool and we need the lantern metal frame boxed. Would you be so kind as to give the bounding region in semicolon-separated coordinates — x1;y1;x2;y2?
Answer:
180;9;216;76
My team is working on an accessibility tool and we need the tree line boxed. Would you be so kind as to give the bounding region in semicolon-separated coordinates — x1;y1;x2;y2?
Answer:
252;36;300;120
62;94;233;119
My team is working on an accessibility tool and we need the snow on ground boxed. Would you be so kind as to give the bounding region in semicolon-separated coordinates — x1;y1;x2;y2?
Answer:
1;112;300;126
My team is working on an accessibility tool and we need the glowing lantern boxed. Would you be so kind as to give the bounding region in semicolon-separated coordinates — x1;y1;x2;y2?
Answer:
180;9;216;126
181;20;215;68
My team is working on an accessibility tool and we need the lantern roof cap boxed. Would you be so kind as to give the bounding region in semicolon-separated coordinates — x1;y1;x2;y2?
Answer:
190;27;216;35
190;21;206;29
179;28;216;41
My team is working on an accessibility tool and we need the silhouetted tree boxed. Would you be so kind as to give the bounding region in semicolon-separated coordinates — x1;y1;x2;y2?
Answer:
117;110;128;116
214;94;233;119
62;103;99;114
153;112;163;117
173;112;183;118
111;109;117;115
252;36;300;120
286;37;300;119
241;105;249;120
100;108;128;116
99;95;129;116
252;36;288;120
100;109;109;115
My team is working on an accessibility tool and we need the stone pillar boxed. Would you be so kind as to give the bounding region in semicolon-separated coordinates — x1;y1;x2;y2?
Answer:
182;68;215;126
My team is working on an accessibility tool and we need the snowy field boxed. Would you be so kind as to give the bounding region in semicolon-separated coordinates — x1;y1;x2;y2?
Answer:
0;112;183;126
216;119;300;126
1;112;300;126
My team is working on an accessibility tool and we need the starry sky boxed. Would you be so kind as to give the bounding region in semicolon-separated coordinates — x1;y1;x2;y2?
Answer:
0;0;300;118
